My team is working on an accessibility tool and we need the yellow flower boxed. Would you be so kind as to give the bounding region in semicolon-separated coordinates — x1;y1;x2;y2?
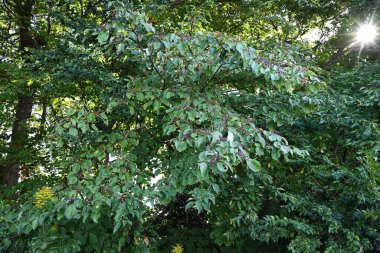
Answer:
171;244;184;253
34;187;54;208
50;224;58;231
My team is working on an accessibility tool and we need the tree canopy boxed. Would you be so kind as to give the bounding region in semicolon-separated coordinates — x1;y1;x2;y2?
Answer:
0;1;379;252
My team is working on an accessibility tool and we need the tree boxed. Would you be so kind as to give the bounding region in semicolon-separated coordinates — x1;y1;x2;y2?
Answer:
0;0;106;185
0;0;379;252
0;0;37;185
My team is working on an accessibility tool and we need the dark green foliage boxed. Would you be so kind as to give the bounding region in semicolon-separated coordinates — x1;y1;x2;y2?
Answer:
0;0;379;252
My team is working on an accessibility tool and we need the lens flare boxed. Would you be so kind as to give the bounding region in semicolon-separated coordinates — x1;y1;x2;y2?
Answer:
356;23;378;45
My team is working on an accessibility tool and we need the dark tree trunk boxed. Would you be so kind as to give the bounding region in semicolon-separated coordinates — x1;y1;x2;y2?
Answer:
2;0;35;185
4;95;34;185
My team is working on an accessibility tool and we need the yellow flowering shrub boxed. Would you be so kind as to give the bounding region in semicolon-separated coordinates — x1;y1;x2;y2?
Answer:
34;187;54;208
171;244;184;253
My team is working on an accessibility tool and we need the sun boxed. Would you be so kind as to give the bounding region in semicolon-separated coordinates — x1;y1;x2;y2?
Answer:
355;23;378;45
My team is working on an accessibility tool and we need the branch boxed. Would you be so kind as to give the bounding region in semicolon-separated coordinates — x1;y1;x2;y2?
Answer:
79;0;84;16
1;0;15;17
149;52;166;83
206;62;224;86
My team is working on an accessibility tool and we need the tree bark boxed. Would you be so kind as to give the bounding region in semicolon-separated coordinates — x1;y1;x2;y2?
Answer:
2;0;35;185
4;95;34;185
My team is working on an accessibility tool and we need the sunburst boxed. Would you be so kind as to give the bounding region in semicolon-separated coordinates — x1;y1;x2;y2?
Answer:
355;23;378;45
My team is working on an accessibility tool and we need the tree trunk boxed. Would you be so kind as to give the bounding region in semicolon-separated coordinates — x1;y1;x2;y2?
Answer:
2;0;35;185
3;95;34;185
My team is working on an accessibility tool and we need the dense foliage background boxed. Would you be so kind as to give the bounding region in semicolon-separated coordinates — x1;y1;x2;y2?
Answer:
0;0;379;252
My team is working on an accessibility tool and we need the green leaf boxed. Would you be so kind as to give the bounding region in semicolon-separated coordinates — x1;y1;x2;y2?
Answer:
136;92;144;101
271;150;281;160
113;221;121;234
247;159;261;172
116;43;125;54
185;201;195;210
211;131;222;143
236;43;244;54
199;162;207;176
174;140;187;152
78;122;89;133
129;105;135;115
69;128;78;137
212;183;220;193
64;204;79;220
97;31;109;45
270;73;280;81
194;136;205;148
217;162;228;172
165;125;176;135
302;104;313;113
251;61;260;73
143;23;155;33
31;218;39;230
57;138;64;147
154;100;161;111
68;174;78;185
91;208;101;223
177;42;185;55
89;233;97;244
195;201;203;213
99;112;108;125
153;42;161;49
